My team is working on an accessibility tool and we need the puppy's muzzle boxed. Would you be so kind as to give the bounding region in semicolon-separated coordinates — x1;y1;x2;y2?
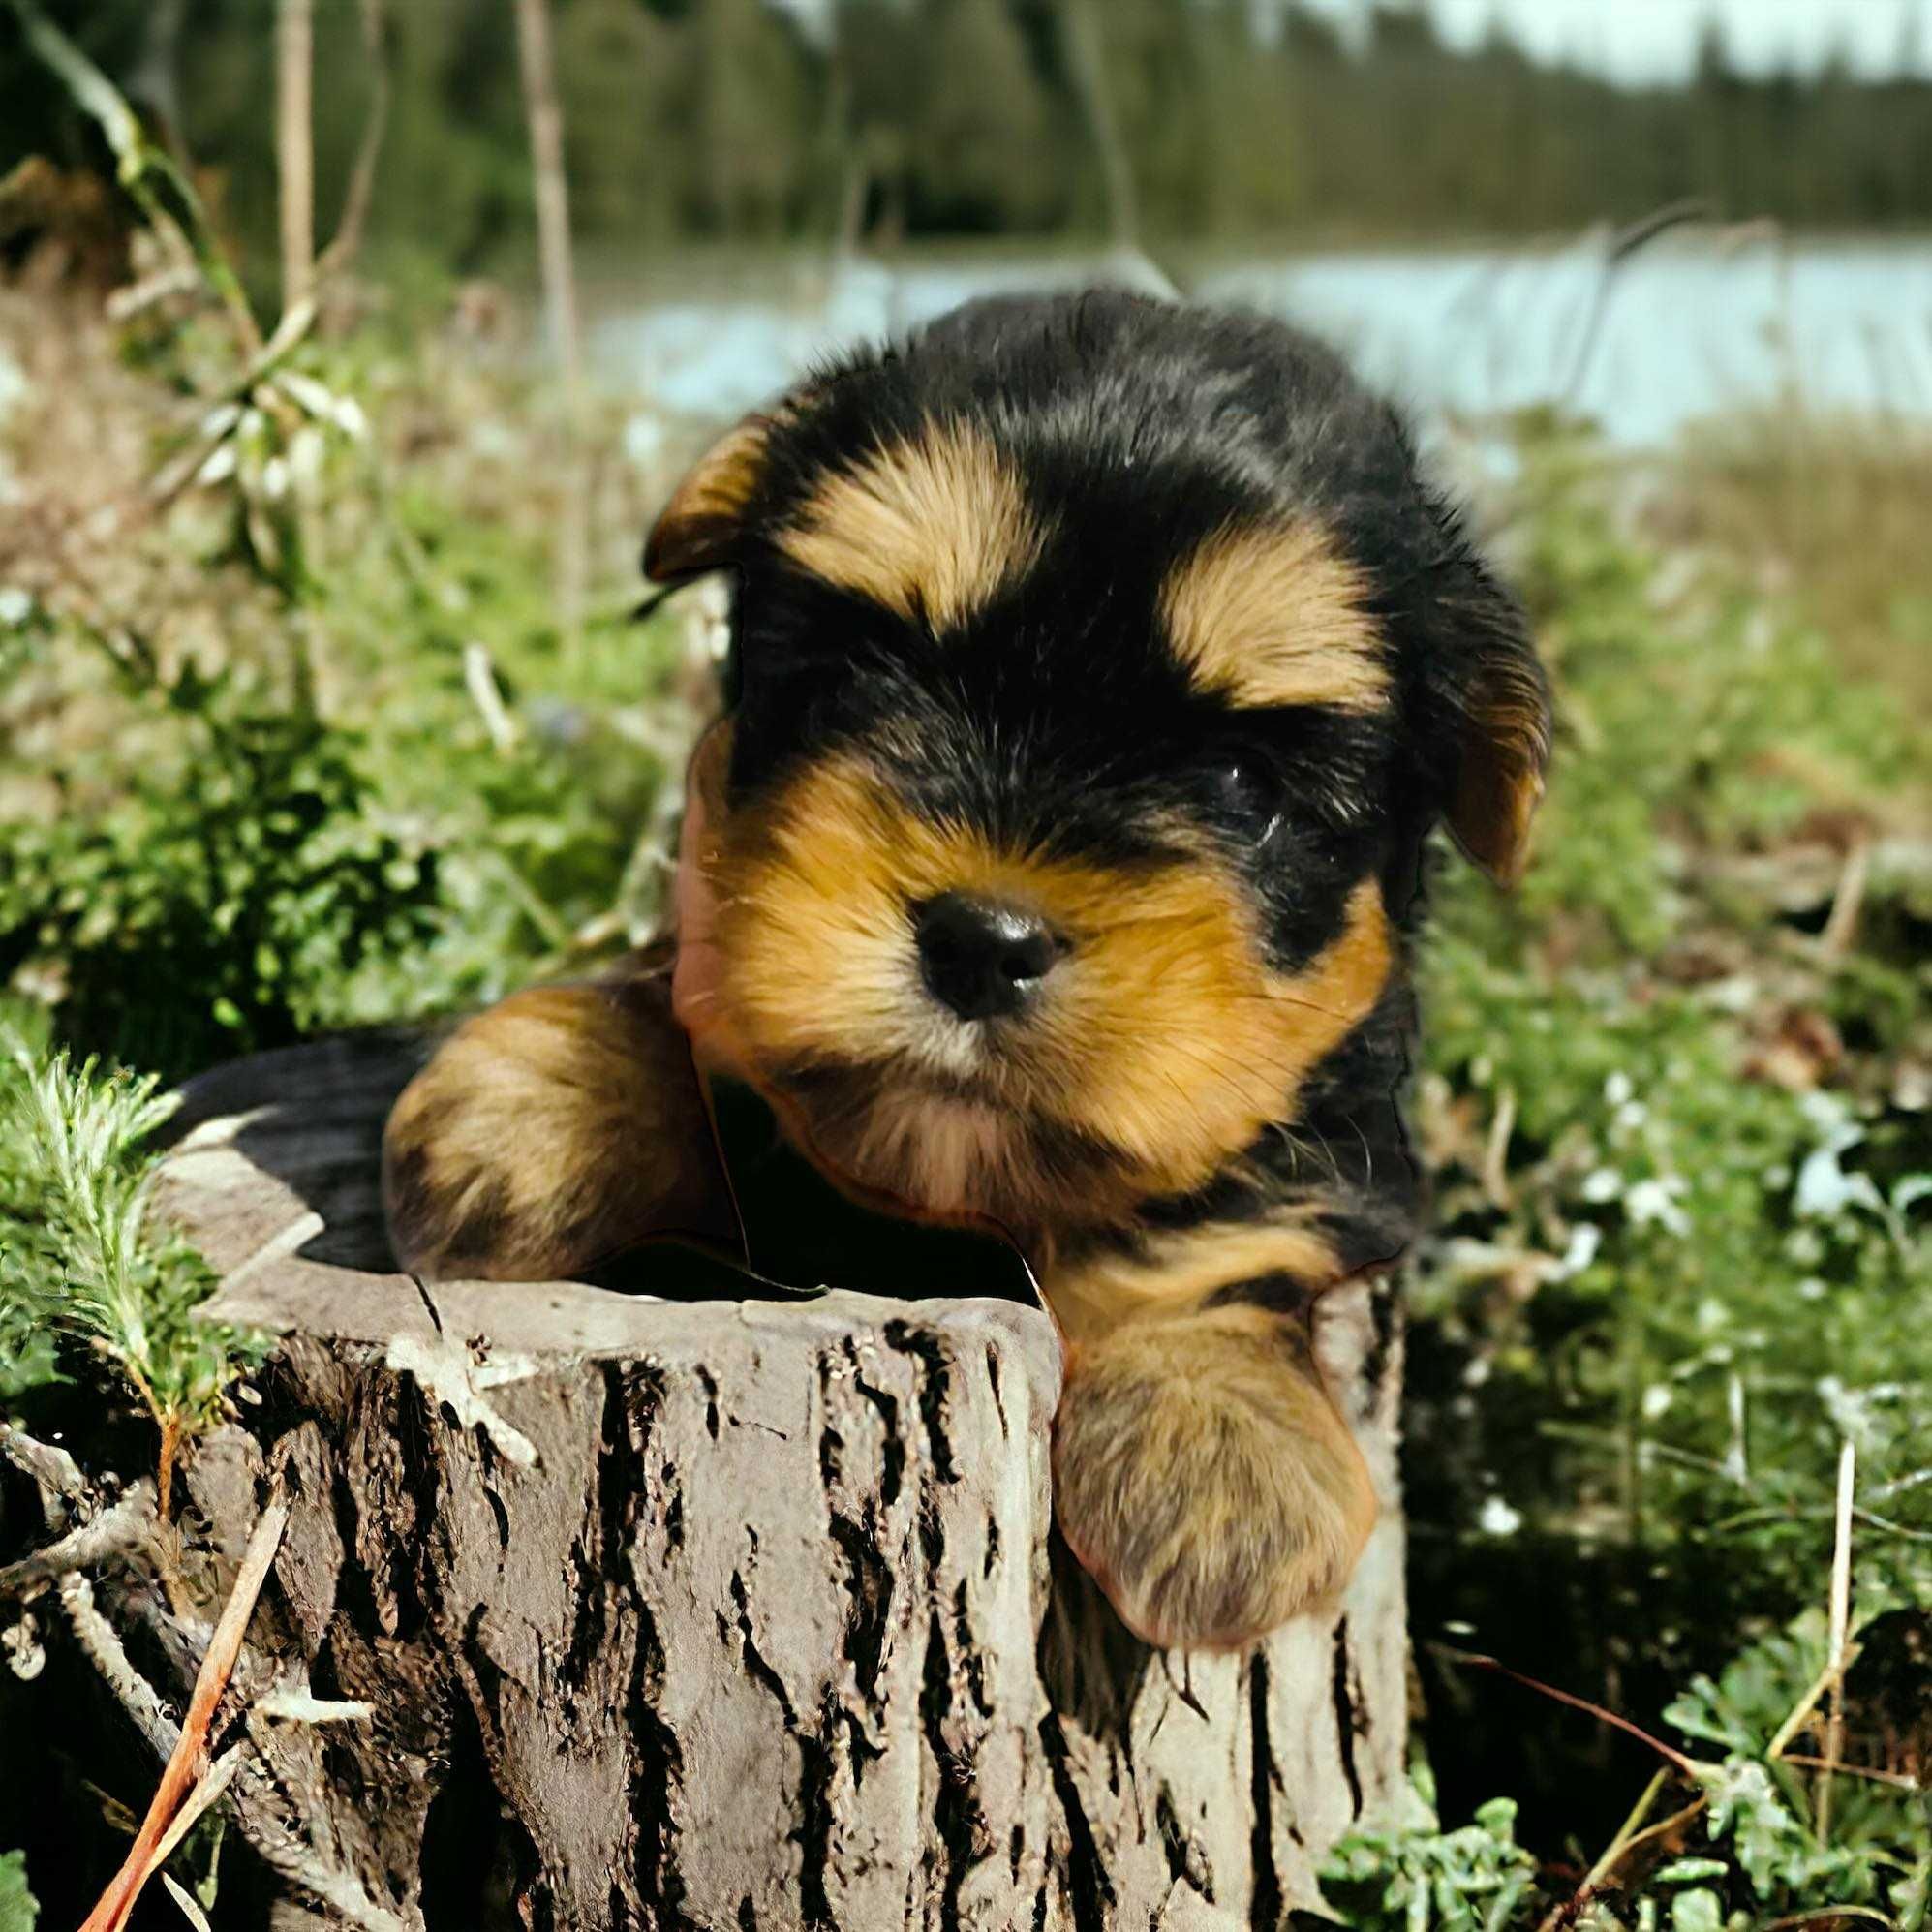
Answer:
911;892;1064;1023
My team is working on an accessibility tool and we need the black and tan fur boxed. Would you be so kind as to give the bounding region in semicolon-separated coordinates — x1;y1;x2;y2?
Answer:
383;291;1550;1651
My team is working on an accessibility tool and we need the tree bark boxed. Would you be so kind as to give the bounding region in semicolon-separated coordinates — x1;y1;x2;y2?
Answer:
147;1035;1408;1929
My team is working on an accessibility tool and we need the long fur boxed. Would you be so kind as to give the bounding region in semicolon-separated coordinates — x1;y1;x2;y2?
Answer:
384;290;1550;1650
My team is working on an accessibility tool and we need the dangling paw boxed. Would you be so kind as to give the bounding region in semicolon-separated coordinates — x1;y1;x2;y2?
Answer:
1051;1306;1376;1651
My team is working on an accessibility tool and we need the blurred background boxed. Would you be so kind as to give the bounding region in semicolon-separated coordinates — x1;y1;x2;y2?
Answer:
11;0;1932;432
0;2;1928;1926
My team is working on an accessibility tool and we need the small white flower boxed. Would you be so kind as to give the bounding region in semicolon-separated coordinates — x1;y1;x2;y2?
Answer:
0;585;31;627
1703;975;1759;1014
1641;1384;1673;1421
1478;1496;1522;1536
1558;1223;1602;1276
1604;1071;1634;1107
1626;1176;1691;1236
1794;1138;1885;1220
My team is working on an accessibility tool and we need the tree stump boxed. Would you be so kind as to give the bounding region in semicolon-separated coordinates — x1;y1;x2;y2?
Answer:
152;1034;1409;1931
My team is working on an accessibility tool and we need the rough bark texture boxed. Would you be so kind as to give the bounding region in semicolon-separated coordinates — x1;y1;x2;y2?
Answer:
151;1036;1408;1931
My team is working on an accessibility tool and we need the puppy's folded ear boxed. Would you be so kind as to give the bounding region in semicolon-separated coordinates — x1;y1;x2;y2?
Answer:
1424;542;1552;887
643;414;775;582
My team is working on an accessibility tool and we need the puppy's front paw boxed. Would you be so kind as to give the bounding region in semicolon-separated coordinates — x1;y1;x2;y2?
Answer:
1051;1307;1376;1650
383;979;733;1281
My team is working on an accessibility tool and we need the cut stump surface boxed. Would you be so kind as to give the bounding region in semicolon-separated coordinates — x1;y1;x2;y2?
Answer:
149;1034;1408;1930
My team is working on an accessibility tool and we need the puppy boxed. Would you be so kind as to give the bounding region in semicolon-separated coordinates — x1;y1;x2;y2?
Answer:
383;291;1549;1650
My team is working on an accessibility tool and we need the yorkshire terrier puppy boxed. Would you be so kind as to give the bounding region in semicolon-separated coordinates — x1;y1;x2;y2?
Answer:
383;291;1549;1650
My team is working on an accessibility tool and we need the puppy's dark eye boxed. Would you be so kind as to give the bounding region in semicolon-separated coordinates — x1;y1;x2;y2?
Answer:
1212;757;1284;841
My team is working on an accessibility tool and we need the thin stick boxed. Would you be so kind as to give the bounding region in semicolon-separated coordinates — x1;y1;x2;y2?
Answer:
512;0;584;410
1481;1085;1518;1209
1816;1439;1856;1839
1432;1643;1700;1777
315;0;391;287
0;1480;154;1598
276;0;315;318
157;1415;180;1525
1820;838;1871;959
161;1875;214;1932
78;1493;290;1932
1579;1770;1667;1894
511;0;591;655
1766;1638;1865;1765
145;1744;246;1878
1542;1792;1712;1930
1781;1753;1919;1793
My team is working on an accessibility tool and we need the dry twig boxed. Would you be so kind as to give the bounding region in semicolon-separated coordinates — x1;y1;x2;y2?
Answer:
1816;1439;1857;1837
78;1491;290;1932
0;1480;155;1598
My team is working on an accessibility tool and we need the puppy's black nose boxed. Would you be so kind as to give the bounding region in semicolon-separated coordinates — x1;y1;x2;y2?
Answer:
913;893;1059;1022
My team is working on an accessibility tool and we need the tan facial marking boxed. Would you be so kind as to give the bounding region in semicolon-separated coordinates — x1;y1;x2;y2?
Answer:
777;421;1047;631
1062;873;1392;1197
1044;1211;1344;1346
699;753;1395;1229
1161;518;1389;712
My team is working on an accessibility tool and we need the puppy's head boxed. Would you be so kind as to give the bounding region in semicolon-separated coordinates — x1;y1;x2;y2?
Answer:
651;294;1549;1240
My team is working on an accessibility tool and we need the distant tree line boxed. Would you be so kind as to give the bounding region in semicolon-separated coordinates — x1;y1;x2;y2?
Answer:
6;0;1932;278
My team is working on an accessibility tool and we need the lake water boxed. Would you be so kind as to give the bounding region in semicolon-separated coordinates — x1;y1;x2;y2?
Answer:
590;238;1932;447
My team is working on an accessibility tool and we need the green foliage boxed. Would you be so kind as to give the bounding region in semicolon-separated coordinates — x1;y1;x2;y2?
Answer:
1669;1606;1928;1923
1322;1772;1541;1929
11;0;1932;268
1323;1610;1931;1924
1372;434;1931;1925
0;648;445;1081
0;1850;36;1932
1411;433;1932;1610
0;30;1925;1904
0;1026;260;1436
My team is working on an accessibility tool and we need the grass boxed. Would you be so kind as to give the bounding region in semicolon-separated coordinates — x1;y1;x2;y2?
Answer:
1643;411;1932;717
0;268;1927;1926
1365;424;1931;1923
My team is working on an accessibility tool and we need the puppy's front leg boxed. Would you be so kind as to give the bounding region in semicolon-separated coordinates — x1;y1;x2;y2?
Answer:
383;944;735;1281
1048;1263;1376;1652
